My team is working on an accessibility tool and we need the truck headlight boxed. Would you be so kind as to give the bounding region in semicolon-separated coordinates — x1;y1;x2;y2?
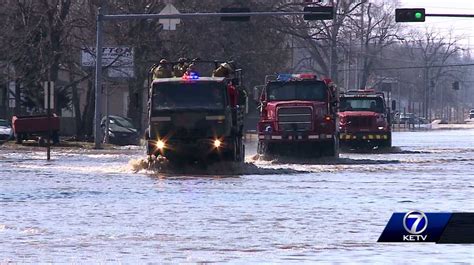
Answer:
156;140;166;150
213;139;222;148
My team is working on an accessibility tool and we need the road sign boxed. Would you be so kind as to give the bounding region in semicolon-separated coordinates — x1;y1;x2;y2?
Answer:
81;47;134;67
108;67;134;78
159;4;180;30
82;46;134;78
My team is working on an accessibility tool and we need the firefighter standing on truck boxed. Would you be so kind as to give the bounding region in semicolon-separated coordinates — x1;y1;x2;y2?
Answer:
211;62;238;107
173;57;188;77
153;59;172;79
212;62;233;78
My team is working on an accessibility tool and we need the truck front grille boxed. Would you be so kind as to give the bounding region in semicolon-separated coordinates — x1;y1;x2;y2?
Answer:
347;116;374;128
277;107;312;132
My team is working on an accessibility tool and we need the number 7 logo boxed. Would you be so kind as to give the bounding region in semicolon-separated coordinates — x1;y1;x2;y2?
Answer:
403;211;428;234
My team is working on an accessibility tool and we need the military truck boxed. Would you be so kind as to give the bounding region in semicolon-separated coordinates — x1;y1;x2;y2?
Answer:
257;73;339;157
146;62;246;163
338;89;392;148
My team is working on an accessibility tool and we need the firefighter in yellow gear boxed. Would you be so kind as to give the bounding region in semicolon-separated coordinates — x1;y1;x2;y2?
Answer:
172;58;188;77
153;59;172;79
183;62;199;77
212;62;234;78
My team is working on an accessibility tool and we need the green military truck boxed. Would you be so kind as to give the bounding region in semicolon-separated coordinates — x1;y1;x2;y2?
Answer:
146;67;246;164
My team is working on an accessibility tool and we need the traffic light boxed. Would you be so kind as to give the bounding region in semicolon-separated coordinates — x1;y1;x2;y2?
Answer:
452;81;460;90
304;6;334;21
395;8;425;22
220;7;251;22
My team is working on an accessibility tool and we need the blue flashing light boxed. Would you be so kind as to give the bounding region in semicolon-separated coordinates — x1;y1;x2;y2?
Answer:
182;72;200;80
277;74;293;81
276;73;317;82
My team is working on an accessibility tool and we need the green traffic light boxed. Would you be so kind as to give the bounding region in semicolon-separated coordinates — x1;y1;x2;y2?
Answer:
415;12;423;20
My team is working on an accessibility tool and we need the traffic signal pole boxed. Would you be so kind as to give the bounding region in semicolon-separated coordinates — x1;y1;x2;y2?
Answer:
426;14;474;18
101;11;329;21
395;8;474;23
93;9;334;149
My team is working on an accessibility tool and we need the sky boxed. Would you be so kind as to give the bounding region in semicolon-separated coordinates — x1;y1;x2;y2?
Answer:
399;0;474;48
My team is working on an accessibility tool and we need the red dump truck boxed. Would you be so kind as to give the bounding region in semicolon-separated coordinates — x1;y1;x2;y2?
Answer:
12;114;60;144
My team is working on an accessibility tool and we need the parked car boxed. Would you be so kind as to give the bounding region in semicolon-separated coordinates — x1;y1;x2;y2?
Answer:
469;109;474;119
0;119;14;141
101;115;140;145
398;113;416;124
415;116;429;124
397;113;428;124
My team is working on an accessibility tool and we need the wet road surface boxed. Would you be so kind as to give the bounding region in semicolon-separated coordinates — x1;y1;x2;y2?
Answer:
1;129;473;263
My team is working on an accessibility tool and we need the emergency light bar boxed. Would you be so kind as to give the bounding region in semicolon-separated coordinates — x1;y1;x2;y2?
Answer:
276;73;317;81
182;72;200;80
341;90;385;98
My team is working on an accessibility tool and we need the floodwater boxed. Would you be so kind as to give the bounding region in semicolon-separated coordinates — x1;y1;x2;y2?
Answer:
1;129;473;263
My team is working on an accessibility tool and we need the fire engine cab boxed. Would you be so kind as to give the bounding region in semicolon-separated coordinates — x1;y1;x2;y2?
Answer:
257;73;339;157
338;89;392;148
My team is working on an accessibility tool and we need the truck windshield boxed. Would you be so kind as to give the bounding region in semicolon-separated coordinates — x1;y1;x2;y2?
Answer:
266;81;328;101
152;82;225;110
340;97;385;113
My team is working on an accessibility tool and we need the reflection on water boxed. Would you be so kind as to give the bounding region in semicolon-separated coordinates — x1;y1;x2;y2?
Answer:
0;129;473;263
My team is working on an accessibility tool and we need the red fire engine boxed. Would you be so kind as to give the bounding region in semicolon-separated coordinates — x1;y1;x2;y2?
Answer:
338;89;392;148
257;73;339;157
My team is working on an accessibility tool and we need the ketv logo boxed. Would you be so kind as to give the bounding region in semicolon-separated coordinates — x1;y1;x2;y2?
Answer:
378;211;452;243
402;211;428;241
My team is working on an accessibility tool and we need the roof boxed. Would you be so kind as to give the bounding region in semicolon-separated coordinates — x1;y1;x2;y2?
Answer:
152;77;226;84
341;94;383;98
340;90;385;98
267;80;325;86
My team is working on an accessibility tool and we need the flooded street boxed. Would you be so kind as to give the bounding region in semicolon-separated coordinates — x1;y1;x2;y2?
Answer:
1;129;473;263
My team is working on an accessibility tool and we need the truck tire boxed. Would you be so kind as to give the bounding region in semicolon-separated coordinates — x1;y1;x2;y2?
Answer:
15;133;23;144
257;140;268;156
52;131;60;144
146;140;154;156
38;137;46;146
321;138;339;158
223;137;242;162
230;137;238;162
236;138;244;162
380;133;392;148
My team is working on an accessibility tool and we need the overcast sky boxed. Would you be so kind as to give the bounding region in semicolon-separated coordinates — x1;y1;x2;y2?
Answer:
399;0;474;48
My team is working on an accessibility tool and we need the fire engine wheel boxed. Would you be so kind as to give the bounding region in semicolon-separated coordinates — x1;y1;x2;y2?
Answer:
380;135;392;148
257;141;267;155
320;139;339;158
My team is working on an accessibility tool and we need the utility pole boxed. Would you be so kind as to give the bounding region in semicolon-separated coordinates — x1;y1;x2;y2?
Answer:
329;0;336;78
423;65;428;119
94;7;104;149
